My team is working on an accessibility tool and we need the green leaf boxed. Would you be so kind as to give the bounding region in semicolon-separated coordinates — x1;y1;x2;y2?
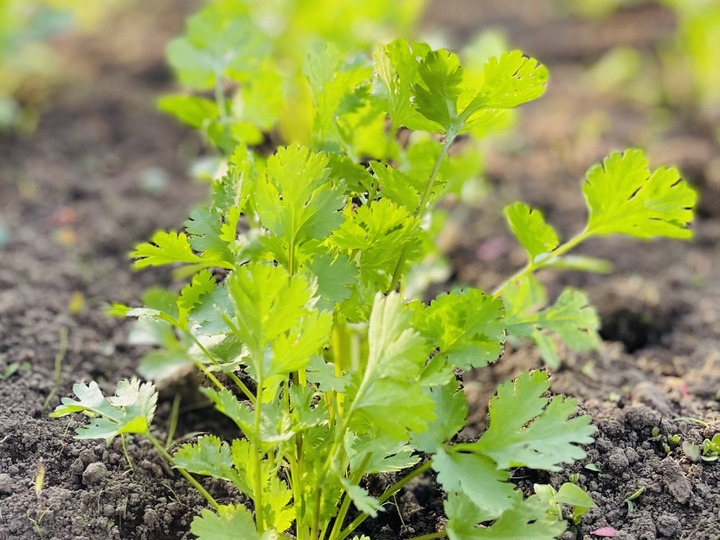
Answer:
131;231;205;269
370;161;421;210
466;51;548;111
177;269;216;327
414;49;464;133
51;379;157;439
412;381;468;452
347;293;435;438
505;288;600;368
190;504;257;540
433;449;516;520
552;482;596;510
504;203;559;262
185;206;237;266
304;253;359;309
227;262;316;358
330;199;418;290
255;146;345;259
474;371;595;471
416;289;505;370
173;435;244;491
446;492;565;540
371;40;433;131
202;387;254;434
583;150;697;239
157;95;219;128
340;478;383;517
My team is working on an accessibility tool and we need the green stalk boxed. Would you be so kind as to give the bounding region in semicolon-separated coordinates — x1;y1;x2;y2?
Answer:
327;453;373;540
146;432;220;511
336;460;432;540
492;228;592;297
405;531;447;540
253;367;266;535
388;136;453;293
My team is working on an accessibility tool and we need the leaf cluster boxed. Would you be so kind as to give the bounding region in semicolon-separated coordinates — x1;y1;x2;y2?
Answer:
54;4;698;540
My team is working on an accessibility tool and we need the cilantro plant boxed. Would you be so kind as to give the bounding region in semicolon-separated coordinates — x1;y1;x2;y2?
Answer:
54;15;697;540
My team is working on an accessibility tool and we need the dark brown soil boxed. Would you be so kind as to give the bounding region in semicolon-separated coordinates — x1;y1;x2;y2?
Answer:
1;1;719;539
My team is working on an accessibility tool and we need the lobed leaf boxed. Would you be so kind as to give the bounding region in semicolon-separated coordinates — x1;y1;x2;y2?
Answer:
583;149;697;239
190;504;257;540
504;203;559;263
474;371;595;471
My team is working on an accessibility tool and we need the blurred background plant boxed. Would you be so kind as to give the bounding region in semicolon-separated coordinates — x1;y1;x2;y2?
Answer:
0;0;125;132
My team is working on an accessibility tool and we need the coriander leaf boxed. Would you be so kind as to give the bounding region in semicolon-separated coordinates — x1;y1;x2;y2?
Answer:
51;379;157;439
326;153;376;196
505;288;600;368
330;199;418;290
433;449;516;520
412;381;468;453
446;492;565;540
340;478;383;517
265;476;295;533
414;49;464;133
416;289;505;370
304;253;359;309
202;387;254;435
213;144;257;215
131;231;204;269
255;146;345;262
177;269;216;327
227;262;316;357
190;504;257;540
371;161;421;210
348;434;420;475
504;202;559;262
466;51;548;111
474;371;595;471
157;95;219;128
371;40;433;131
346;293;435;438
185;206;236;266
173;435;244;490
583;149;697;239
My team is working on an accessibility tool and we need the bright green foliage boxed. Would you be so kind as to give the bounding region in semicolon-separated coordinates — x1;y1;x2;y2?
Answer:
584;150;697;239
191;505;257;540
473;371;595;471
51;379;157;439
504;203;559;262
416;289;505;370
55;5;700;539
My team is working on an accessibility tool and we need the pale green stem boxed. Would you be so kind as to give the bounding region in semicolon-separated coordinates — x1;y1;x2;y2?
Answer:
146;432;219;511
336;460;433;540
253;365;266;535
388;136;454;293
327;452;373;540
492;228;592;297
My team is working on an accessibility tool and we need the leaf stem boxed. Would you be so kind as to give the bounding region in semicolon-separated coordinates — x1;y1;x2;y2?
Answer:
253;368;266;535
388;136;453;293
146;432;220;511
492;228;592;297
336;460;432;540
405;531;447;540
327;452;373;540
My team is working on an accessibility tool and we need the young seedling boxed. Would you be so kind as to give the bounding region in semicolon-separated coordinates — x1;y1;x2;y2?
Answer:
54;6;698;539
623;487;645;514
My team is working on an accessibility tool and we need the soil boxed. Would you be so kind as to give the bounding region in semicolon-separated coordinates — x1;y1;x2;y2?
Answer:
1;1;719;539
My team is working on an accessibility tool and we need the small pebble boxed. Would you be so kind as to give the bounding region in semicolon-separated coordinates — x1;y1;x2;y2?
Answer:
82;462;108;486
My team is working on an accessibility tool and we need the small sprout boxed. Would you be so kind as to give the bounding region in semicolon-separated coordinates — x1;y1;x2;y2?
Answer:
623;486;645;513
569;473;580;484
585;463;601;473
663;443;671;454
651;427;660;438
683;441;702;462
668;434;681;445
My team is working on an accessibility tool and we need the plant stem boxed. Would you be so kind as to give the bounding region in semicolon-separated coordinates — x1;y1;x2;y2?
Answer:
327;452;373;540
253;370;266;535
188;332;256;404
215;73;228;123
491;228;592;297
146;432;220;511
405;531;447;540
336;460;432;540
388;136;453;293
